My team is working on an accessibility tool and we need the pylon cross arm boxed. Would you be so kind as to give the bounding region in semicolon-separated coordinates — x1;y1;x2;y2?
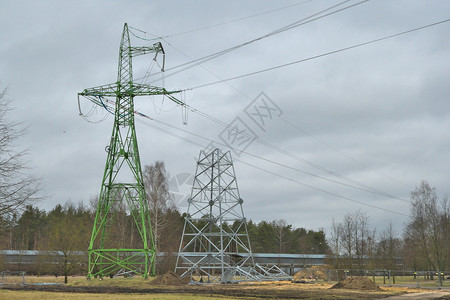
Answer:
79;82;117;96
129;43;164;57
78;83;184;107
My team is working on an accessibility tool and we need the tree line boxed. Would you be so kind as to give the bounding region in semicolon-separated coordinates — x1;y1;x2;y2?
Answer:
0;163;328;278
327;181;449;284
0;89;448;281
1;153;449;280
0;202;327;273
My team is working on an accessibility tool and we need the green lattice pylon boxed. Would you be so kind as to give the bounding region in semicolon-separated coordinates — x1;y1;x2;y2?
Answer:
78;23;183;278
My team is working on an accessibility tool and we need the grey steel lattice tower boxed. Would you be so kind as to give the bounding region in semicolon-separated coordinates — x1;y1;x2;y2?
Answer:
175;148;256;283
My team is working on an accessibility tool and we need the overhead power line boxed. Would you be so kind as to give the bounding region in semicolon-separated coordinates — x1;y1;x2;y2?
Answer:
186;18;450;90
134;113;410;217
128;0;315;40
126;95;409;203
132;0;367;83
124;17;434;207
144;7;417;195
178;102;409;201
159;0;315;38
77;86;409;216
83;95;406;203
163;0;361;72
237;159;410;217
280;118;414;190
113;2;434;216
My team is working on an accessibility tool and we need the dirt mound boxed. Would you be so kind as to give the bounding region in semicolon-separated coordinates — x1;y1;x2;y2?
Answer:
331;276;381;291
292;266;327;282
150;271;190;285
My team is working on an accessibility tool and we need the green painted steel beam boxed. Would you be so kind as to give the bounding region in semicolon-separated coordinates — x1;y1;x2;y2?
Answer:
79;23;182;279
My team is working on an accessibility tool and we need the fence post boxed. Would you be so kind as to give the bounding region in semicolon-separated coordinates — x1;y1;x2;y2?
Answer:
438;272;442;289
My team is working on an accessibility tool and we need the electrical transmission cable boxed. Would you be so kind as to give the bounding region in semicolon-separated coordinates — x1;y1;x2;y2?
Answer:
128;16;449;197
163;0;365;73
128;19;445;204
134;112;410;217
79;84;407;205
153;18;450;198
279;118;414;190
135;36;399;200
144;113;409;202
100;7;440;215
132;0;368;83
87;95;410;215
157;0;315;39
178;102;407;202
147;15;414;197
236;159;410;217
91;96;401;202
127;0;314;41
186;18;450;90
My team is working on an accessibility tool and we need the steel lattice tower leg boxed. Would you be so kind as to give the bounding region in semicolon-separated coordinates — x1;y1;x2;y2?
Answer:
175;148;256;283
78;23;183;279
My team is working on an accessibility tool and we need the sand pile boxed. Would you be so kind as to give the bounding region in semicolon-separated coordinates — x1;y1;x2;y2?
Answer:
331;276;381;291
150;271;190;285
292;266;327;282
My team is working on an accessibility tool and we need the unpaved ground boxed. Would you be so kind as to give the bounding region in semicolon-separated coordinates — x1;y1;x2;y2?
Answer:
2;276;449;299
0;281;406;299
383;291;450;299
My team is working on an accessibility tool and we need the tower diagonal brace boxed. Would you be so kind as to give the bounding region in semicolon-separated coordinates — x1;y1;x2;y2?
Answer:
78;23;184;278
175;148;257;283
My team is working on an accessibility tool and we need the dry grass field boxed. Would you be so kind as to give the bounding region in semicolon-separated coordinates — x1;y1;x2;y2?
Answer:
0;290;238;300
1;274;449;299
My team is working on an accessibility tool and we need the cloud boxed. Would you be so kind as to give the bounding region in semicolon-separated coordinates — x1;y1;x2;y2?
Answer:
0;0;449;236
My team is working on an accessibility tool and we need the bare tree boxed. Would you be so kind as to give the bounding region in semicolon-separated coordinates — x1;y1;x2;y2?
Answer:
335;210;371;269
143;161;174;252
340;212;356;268
327;219;342;268
0;88;42;217
404;181;449;286
42;202;91;283
365;228;377;270
354;210;370;269
273;219;289;253
377;222;398;270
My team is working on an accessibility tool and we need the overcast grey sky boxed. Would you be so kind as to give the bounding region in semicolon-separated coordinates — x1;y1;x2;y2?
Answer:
1;0;449;237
